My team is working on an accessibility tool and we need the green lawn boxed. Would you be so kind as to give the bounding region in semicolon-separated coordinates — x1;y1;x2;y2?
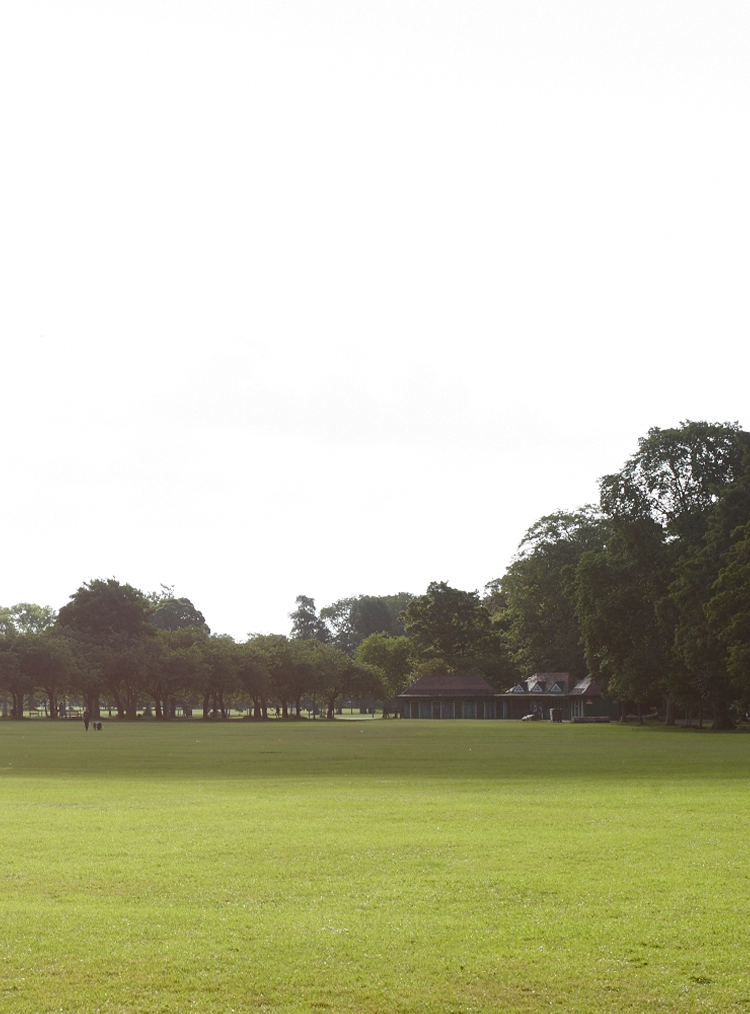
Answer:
1;719;749;1013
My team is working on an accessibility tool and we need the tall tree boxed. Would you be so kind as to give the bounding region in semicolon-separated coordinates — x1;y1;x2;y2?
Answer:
58;579;152;638
302;640;382;720
707;520;750;698
196;635;238;719
493;508;605;677
400;581;515;685
355;633;414;697
141;627;205;719
236;638;272;719
576;422;750;726
575;517;675;718
319;595;406;655
150;597;210;634
670;450;750;726
0;639;32;718
289;596;328;642
15;631;73;719
599;420;746;542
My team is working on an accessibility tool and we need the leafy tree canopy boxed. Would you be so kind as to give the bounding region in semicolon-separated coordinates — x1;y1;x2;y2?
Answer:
400;581;500;670
150;597;210;633
493;508;605;676
289;596;329;642
599;420;748;542
57;578;152;638
0;603;57;637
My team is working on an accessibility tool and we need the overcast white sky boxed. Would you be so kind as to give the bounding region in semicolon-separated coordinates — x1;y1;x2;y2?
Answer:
1;0;748;638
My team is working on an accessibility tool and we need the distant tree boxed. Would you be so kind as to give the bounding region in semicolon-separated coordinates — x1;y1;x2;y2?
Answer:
246;634;304;718
493;508;605;677
14;631;73;719
289;596;328;642
196;635;238;719
57;579;154;719
574;422;750;727
355;633;414;697
58;579;151;638
150;597;210;633
378;593;413;636
318;599;358;654
575;517;675;719
0;603;57;637
670;452;750;725
0;638;31;718
237;639;272;719
707;520;750;697
59;629;107;719
302;640;382;720
599;420;746;542
320;594;413;654
141;627;205;719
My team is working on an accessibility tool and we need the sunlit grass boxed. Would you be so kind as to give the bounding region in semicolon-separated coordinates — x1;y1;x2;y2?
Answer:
1;719;749;1012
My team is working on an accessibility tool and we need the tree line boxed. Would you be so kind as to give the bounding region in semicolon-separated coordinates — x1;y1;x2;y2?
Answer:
490;420;750;728
1;420;748;726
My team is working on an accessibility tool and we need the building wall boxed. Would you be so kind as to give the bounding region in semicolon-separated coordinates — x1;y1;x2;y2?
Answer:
403;699;498;719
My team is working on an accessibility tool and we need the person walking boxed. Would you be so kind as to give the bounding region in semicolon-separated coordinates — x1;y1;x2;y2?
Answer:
83;710;90;731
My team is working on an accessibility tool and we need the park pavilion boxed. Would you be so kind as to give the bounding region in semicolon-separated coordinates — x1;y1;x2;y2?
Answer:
397;674;499;719
500;672;616;720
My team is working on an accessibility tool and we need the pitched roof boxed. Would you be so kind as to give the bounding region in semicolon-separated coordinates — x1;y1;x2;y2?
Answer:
398;674;498;698
569;678;602;696
503;673;601;696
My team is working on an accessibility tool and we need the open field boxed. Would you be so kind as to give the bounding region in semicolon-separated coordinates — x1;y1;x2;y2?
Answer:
1;720;749;1013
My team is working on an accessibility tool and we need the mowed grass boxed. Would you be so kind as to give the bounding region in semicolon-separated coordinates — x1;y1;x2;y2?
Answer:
1;720;749;1014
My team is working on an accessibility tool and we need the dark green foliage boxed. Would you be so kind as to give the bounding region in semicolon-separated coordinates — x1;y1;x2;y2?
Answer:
58;579;152;638
599;420;746;542
707;521;750;693
400;581;517;686
355;633;415;697
493;508;604;677
150;597;209;634
575;517;674;710
289;596;329;642
575;422;750;726
319;594;413;654
0;603;57;636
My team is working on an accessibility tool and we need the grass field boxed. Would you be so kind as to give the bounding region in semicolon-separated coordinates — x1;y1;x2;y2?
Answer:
1;719;749;1014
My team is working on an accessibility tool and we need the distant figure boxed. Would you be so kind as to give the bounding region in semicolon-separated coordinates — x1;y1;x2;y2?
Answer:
83;710;90;731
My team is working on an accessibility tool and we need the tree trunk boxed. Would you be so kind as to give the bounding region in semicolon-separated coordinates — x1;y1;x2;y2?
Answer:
711;696;735;731
112;690;126;719
44;688;58;718
662;693;676;726
202;693;210;719
637;701;643;725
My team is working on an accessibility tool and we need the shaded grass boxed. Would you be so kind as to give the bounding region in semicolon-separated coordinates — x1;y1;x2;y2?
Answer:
1;720;749;1012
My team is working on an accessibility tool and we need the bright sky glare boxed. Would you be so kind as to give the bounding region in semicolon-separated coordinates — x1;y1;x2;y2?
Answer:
1;1;748;638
